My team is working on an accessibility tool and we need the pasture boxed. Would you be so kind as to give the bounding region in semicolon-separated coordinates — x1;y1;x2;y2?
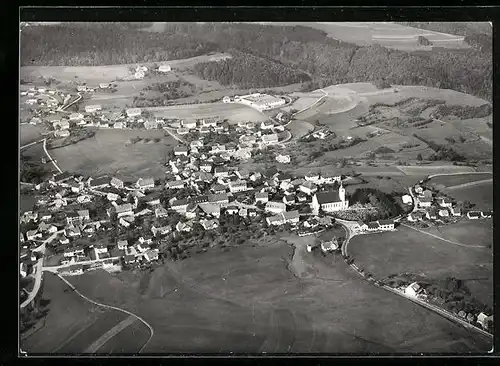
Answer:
396;164;477;176
145;102;269;123
50;129;177;180
347;225;493;308
66;238;491;353
445;181;493;211
21;272;141;354
426;173;492;190
20;125;45;146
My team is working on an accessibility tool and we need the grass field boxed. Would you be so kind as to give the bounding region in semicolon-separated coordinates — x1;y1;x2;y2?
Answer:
396;165;477;176
445;181;493;211
20;125;45;146
426;173;492;190
21;272;142;354
348;225;493;308
50;129;176;180
65;237;491;353
145;102;269;123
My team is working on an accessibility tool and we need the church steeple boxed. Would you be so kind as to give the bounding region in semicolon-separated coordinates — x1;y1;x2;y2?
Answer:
339;181;345;202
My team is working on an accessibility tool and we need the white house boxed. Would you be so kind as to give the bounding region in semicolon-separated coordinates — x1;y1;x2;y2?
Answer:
405;282;422;297
299;181;318;196
265;201;286;214
276;154;291;164
174;146;189;156
117;240;128;250
136;177;155;190
115;203;134;218
261;133;279;145
229;180;247;193
402;194;413;205
94;244;108;258
450;207;462;216
85;105;102;113
377;219;395;231
126;108;142;118
311;185;349;213
418;197;433;208
158;64;172;73
467;211;481;220
438;197;453;208
266;210;300;226
255;192;269;204
135;71;145;79
438;209;449;217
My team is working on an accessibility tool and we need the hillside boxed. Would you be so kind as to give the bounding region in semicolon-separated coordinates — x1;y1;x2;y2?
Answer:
20;22;492;100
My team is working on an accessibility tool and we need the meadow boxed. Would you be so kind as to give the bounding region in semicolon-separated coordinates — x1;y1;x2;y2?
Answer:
50;129;177;180
347;225;493;308
426;173;492;190
445;181;493;211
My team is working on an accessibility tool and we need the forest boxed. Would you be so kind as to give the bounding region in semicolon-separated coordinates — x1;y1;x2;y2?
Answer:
21;22;492;100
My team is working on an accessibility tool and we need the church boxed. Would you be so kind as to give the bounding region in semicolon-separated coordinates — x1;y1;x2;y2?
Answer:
311;183;349;213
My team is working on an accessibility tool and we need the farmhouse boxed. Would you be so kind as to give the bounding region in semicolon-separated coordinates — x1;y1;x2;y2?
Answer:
126;108;142;118
85;105;102;113
450;207;462;216
69;112;84;121
321;238;339;252
418;197;433;208
158;64;172;73
115;203;134;218
299;181;318;196
110;177;124;189
377;219;395;231
255;192;269;204
467;211;481;220
174;146;189;156
366;222;380;232
89;176;112;189
312;185;348;213
266;210;300;226
405;282;422;297
166;180;185;190
438;209;449;217
265;201;286;214
320;172;342;184
407;211;425;222
136;177;155;190
229;180;247;193
171;198;189;212
438;197;453;208
69;264;84;276
402;194;413;205
261;134;279;145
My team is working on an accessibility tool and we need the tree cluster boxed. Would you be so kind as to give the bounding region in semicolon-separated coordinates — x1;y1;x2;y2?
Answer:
350;188;404;220
433;103;492;120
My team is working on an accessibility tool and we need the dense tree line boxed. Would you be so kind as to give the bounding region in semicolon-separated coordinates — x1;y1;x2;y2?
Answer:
413;134;466;162
21;22;491;100
193;50;311;88
20;155;52;184
433;103;492;120
350;188;404;220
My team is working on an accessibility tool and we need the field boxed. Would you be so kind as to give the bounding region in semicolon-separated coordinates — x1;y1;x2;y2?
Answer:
426;173;492;190
65;237;491;353
260;22;469;51
21;272;148;354
347;225;493;308
145;102;269;123
50;129;177;180
20;53;233;84
445;181;493;211
20;125;45;146
396;165;477;176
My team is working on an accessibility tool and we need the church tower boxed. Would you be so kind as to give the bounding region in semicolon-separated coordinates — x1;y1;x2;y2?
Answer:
339;182;346;202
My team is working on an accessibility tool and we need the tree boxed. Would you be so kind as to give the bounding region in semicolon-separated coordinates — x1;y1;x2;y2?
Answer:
417;153;423;161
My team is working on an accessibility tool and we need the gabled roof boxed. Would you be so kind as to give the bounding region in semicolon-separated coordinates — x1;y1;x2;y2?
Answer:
315;191;341;204
171;198;189;207
137;177;154;187
208;193;229;202
367;222;380;229
89;176;111;187
378;219;394;225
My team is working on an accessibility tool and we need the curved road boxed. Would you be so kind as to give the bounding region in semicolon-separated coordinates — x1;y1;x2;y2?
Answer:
57;274;154;353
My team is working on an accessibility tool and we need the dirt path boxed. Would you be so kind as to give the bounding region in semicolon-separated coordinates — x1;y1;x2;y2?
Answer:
400;223;486;248
442;178;492;191
84;315;137;353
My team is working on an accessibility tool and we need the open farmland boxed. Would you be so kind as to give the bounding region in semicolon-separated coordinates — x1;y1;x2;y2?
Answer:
145;102;269;123
445;181;493;211
396;164;477;176
347;225;493;308
21;272;145;354
426;173;492;190
258;22;469;51
20;125;45;146
66;238;490;353
49;129;176;180
20;53;233;84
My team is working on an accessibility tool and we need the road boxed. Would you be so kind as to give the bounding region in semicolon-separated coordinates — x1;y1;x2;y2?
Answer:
42;256;123;273
291;89;328;118
57;274;154;353
20;139;44;151
163;127;187;145
20;230;63;309
58;92;82;112
42;138;63;173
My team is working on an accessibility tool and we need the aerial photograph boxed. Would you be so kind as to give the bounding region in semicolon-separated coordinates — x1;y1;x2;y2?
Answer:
19;21;493;355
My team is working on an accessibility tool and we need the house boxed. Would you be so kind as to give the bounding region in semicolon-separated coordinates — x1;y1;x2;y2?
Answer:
438;197;453;208
155;206;169;218
229;180;247;193
481;211;492;219
255;192;269;204
249;172;263;182
407;211;425;222
38;212;52;221
414;185;424;194
476;312;493;330
421;190;433;199
425;208;438;220
366;222;380;232
66;211;80;225
174;146;189;156
109;177;124;189
261;133;279;145
126;108;142;118
20;262;28;278
88;176;112;189
144;249;159;262
200;162;213;173
265;201;286;214
171;198;189;212
78;209;90;222
467;211;481;220
69;264;84;275
352;221;368;232
176;128;189;135
106;192;120;202
113;121;125;129
405;282;422;297
158;64;172;73
176;221;193;232
116;240;128;250
69;112;84;121
124;254;136;264
438;209;449;217
283;194;296;205
200;219;220;230
226;206;239;215
136;177;155;190
208;193;229;205
312;185;348;213
266;210;300;226
377;219;395;231
214;166;230;178
55;129;70;138
402;194;413;205
59;236;69;245
151;225;172;237
210;183;227;194
320;172;342;184
299;181;318;196
321;238;339;252
65;225;81;237
450;207;462;216
260;120;274;130
50;171;74;185
26;230;42;241
418;197;433;208
85;105;102;113
99;83;110;89
63;246;85;258
115;203;134;218
94;243;108;257
181;120;197;130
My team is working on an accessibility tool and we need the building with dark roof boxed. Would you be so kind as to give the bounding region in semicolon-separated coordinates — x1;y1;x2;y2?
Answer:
311;185;348;212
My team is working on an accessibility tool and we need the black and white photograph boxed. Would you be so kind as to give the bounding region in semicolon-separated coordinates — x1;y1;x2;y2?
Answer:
19;19;493;355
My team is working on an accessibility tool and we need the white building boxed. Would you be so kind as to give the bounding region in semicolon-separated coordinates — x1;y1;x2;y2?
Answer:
402;194;413;205
85;105;102;113
405;282;422;297
126;108;142;118
311;184;349;213
265;201;286;214
276;154;291;164
158;64;171;73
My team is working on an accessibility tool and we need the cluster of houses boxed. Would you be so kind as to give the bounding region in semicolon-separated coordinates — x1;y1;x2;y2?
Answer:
222;93;287;111
401;281;493;333
405;184;493;223
21;86;70;123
